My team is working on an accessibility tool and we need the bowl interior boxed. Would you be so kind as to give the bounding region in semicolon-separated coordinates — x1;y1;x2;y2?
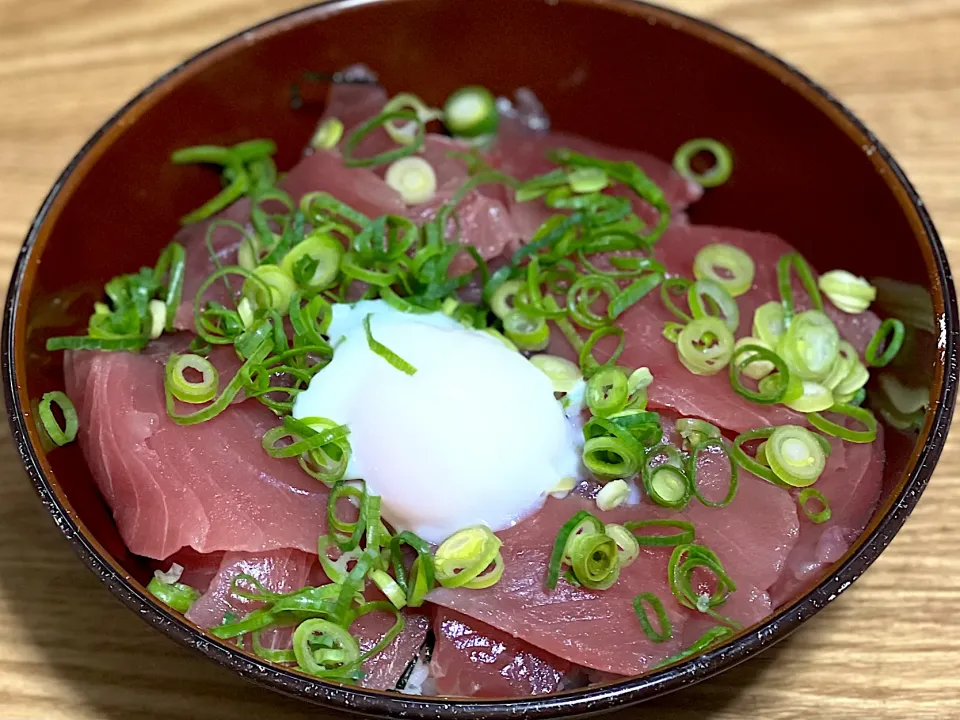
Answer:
5;0;951;715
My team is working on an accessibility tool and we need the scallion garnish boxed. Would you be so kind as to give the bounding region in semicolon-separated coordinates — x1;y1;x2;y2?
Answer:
341;108;425;168
818;270;877;314
146;574;201;614
777;252;822;325
729;342;789;404
672;138;733;188
595;479;631;511
688;437;739;508
37;391;78;447
798;488;832;524
604;523;640;567
443;85;499;138
693;243;754;297
434;525;504;590
622;519;696;547
652;625;735;669
363;313;417;375
389;531;436;607
764;426;827;487
668;543;738;626
633;592;673;643
676;317;735;376
807;403;879;443
642;444;691;509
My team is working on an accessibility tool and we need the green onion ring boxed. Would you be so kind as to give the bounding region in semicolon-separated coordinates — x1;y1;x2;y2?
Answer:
729;343;790;404
807;403;879;443
660;277;693;322
38;391;78;446
633;592;673;642
342;109;424;168
623;519;696;547
798;488;832;524
777;252;823;325
672;138;733;188
579;326;626;377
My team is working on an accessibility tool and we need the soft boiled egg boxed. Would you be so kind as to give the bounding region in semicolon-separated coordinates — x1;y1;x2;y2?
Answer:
292;300;582;544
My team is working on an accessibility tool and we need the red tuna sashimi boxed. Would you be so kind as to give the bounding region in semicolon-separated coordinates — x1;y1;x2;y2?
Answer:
430;609;571;698
174;149;404;329
769;427;885;606
64;341;329;560
187;549;428;689
428;495;689;676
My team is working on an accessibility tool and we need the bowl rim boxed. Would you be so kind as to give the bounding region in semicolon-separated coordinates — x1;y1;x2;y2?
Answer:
3;0;957;717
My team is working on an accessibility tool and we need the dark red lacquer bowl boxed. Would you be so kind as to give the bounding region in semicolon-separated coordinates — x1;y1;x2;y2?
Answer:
3;0;956;717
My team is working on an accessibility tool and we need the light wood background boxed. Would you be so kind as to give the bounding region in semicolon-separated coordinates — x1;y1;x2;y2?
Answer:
0;0;958;718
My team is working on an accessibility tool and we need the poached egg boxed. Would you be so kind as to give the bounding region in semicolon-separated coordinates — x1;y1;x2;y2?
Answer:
292;300;581;543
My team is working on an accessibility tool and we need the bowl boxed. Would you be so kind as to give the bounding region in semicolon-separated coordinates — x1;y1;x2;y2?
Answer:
3;0;956;717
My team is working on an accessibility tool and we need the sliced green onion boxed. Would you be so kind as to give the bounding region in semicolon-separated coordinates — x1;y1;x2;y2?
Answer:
164;354;219;404
865;318;905;367
834;361;870;397
583;435;643;479
730;427;782;486
389;531;436;607
579;326;625;377
693;243;755;297
688;438;738;508
777;252;823;324
293;618;361;677
165;339;271;425
807;403;879;443
753;301;786;347
568;531;620;590
660;277;693;322
778;310;839;380
669;543;737;625
568;167;610;194
819;270;876;314
623;519;695;547
765;425;827;487
652;625;735;669
435;525;504;590
673;138;733;188
798;488;832;524
732;337;775;380
364;313;417;375
677;317;735;375
609;272;664;320
783;380;834;413
822;341;856;391
759;371;803;404
567;274;619;330
38;391;78;446
310;117;344;150
604;523;640;567
662;322;684;343
280;231;343;291
586;366;629;417
729;342;790;404
242;264;296;313
688;278;739;332
443;86;498;138
342;108;424;168
316;536;363;585
381;93;443;145
596;479;631;511
529;354;582;393
503;310;549;351
385;157;438;205
147;299;166;339
675;418;720;450
642;446;691;510
327;481;366;552
633;592;673;642
490;279;523;320
146;576;200;614
547;511;603;589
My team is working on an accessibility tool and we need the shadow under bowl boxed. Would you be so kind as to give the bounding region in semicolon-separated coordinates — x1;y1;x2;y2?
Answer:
3;0;957;717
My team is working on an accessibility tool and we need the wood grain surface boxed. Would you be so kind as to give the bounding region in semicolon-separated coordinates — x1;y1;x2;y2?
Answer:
0;0;958;717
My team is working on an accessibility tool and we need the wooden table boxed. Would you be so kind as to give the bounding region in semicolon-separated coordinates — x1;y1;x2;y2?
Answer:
0;0;958;717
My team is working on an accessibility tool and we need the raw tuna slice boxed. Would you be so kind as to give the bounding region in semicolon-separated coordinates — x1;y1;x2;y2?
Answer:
430;609;572;698
174;149;404;329
64;339;330;560
770;426;885;606
187;549;429;690
680;584;772;647
428;495;689;676
321;70;390;158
